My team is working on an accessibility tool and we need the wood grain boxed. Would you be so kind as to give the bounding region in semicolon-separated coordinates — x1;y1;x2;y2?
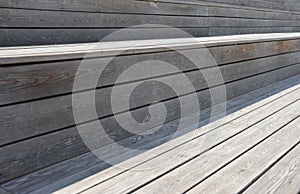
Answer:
2;75;300;193
245;145;300;194
136;99;300;194
75;84;300;194
1;63;299;147
1;0;300;45
187;118;300;194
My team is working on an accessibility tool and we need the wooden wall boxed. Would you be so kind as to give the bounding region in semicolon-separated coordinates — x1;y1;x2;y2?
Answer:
1;34;300;183
1;0;300;46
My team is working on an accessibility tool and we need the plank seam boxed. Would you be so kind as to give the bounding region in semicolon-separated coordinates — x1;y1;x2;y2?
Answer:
238;142;300;194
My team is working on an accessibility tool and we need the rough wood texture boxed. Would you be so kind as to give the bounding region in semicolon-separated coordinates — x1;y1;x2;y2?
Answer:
2;74;300;194
66;89;300;194
137;99;300;194
1;63;299;147
2;38;300;106
187;118;300;194
245;145;300;194
1;0;300;45
1;34;300;184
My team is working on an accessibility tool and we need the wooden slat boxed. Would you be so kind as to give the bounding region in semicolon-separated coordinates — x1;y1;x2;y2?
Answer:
2;0;300;19
135;99;300;194
0;8;208;28
1;0;300;21
71;85;300;194
2;74;299;193
1;33;300;65
209;27;300;36
208;6;300;20
0;28;209;47
2;7;300;28
244;145;300;194
187;118;300;194
0;0;209;16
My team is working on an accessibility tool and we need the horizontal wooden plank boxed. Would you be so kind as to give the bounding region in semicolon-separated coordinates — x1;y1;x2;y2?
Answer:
187;118;300;194
163;0;300;12
0;8;208;28
2;74;300;193
209;17;300;27
0;28;209;47
2;8;300;28
209;27;300;36
1;0;299;20
208;6;300;20
0;67;299;184
2;33;300;65
1;33;300;65
2;28;300;47
0;0;209;16
245;145;300;194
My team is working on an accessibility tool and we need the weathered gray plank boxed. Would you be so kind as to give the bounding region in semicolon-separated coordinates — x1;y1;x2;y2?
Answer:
245;145;300;194
208;5;300;20
0;0;209;16
3;74;300;193
2;7;300;28
2;33;300;65
0;8;208;28
1;0;299;20
187;118;300;194
209;17;300;27
70;86;300;194
209;27;300;36
0;28;209;46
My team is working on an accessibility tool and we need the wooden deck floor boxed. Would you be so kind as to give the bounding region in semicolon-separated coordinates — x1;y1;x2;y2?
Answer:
1;75;300;193
61;80;300;194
